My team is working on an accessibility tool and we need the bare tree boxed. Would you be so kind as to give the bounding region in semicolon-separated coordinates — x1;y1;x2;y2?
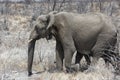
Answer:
58;0;66;11
109;0;113;16
4;0;9;31
98;0;102;12
90;0;94;12
52;0;57;11
25;0;32;4
47;0;50;12
58;0;65;11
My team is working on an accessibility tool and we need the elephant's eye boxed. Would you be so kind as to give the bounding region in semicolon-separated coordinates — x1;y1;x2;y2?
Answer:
42;20;47;24
39;20;46;24
36;27;45;34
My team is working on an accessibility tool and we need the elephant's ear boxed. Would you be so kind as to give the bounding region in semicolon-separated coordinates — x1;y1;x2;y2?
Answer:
46;11;57;30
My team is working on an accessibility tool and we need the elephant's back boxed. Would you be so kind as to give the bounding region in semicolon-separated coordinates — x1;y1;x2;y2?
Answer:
70;12;117;52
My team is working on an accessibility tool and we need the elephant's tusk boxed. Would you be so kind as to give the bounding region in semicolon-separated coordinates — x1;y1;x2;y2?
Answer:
28;39;33;43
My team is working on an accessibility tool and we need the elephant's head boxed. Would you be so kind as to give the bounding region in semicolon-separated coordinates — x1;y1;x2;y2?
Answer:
28;11;57;76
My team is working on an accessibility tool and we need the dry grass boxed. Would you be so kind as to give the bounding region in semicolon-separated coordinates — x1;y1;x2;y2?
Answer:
0;15;120;80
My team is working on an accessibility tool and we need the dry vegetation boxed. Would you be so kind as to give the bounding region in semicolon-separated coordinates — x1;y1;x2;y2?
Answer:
0;0;120;80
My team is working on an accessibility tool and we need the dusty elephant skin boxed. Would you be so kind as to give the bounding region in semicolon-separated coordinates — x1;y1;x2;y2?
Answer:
28;11;117;76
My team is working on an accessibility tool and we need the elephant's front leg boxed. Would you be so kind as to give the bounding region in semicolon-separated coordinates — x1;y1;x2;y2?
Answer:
62;39;76;73
64;48;75;73
75;52;83;64
56;41;64;71
58;28;76;72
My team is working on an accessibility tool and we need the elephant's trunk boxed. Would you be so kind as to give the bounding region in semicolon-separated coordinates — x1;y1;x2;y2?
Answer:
28;39;36;76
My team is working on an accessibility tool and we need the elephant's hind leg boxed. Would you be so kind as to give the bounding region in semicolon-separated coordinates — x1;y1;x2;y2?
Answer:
84;55;91;65
75;52;83;64
91;33;117;66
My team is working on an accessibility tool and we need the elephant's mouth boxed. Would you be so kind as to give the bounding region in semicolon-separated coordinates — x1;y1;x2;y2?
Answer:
28;36;39;43
28;34;51;43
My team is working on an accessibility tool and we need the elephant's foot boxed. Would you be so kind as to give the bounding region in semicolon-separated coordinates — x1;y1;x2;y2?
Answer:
65;68;75;73
84;65;97;73
54;67;63;72
65;66;79;73
49;67;63;73
80;64;89;72
71;64;79;72
65;64;79;73
114;66;120;75
114;70;120;75
28;72;32;76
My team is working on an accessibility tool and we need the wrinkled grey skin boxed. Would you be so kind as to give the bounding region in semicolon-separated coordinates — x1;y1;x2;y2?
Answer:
28;11;117;76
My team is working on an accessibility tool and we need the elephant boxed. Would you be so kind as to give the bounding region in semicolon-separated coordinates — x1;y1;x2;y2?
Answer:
28;11;117;76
